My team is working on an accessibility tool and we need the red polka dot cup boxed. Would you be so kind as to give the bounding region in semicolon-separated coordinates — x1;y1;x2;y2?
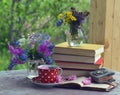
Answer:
37;65;62;83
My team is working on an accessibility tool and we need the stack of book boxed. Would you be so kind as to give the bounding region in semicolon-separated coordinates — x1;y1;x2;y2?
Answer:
53;42;104;77
89;68;115;83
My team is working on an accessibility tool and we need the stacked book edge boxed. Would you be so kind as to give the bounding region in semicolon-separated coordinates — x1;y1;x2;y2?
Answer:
53;42;104;77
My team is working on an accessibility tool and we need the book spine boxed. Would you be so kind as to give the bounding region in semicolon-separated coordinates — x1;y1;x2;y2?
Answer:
61;69;91;77
54;47;95;56
62;68;95;71
55;42;104;57
56;62;103;70
55;57;103;64
53;54;101;63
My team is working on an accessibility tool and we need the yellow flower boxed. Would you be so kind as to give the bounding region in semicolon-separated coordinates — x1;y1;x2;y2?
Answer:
70;15;77;21
58;13;63;19
65;11;76;21
66;11;72;16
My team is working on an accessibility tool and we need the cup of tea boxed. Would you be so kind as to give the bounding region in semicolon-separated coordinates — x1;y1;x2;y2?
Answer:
37;65;62;83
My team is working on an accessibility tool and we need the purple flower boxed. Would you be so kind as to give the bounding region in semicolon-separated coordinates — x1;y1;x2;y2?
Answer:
82;77;92;85
64;75;77;81
11;57;18;63
11;56;25;64
8;43;28;70
56;7;89;27
74;11;89;25
8;32;55;70
8;44;23;55
56;75;63;83
8;44;16;54
37;44;51;56
15;47;23;55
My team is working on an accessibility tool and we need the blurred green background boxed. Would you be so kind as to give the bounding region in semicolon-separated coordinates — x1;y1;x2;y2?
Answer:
0;0;90;71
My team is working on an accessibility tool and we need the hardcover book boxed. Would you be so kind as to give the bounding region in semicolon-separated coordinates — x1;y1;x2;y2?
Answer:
56;57;103;64
53;53;101;63
89;68;115;83
61;68;92;77
54;42;104;57
56;60;103;70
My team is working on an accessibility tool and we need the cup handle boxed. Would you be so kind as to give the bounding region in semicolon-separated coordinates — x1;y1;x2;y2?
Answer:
58;67;63;76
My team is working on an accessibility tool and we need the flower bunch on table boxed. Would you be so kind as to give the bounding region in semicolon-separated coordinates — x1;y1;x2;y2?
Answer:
56;7;89;28
8;32;55;70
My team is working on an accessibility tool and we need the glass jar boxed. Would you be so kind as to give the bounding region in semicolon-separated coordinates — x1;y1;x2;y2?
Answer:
27;59;44;78
66;25;84;47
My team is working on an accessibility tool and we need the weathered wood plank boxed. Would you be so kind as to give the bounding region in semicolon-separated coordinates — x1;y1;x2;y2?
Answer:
111;0;120;71
89;0;120;71
104;0;115;69
89;0;106;44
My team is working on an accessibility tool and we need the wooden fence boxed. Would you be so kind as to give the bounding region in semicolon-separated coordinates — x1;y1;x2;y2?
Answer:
89;0;120;71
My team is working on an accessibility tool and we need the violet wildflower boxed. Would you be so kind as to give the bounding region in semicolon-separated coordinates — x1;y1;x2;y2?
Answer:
8;32;55;70
8;44;16;55
15;47;23;55
37;43;50;56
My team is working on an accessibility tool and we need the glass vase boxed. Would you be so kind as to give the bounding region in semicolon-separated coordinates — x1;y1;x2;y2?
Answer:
65;25;84;47
27;59;44;78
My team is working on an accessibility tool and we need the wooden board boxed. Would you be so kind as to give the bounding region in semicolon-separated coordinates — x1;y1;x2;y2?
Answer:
111;0;120;71
89;0;120;71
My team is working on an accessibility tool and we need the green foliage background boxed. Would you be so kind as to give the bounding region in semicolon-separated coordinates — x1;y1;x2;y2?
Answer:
0;0;90;71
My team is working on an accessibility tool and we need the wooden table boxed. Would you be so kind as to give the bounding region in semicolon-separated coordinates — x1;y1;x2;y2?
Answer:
0;70;120;95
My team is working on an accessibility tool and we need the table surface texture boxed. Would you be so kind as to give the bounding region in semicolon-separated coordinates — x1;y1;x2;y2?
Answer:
0;70;120;95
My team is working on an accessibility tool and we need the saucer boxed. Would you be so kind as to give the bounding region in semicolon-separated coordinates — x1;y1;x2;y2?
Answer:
28;76;59;87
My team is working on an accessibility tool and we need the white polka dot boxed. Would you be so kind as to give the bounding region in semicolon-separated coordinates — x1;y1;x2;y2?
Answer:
48;76;50;78
51;73;53;75
42;76;44;78
51;79;53;81
45;73;47;75
54;76;56;78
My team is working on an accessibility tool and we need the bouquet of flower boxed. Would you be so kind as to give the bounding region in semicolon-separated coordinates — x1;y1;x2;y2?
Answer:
56;7;89;47
8;32;55;70
56;7;89;28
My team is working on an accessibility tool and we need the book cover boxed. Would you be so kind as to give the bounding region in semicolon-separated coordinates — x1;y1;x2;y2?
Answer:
89;68;115;83
56;57;103;65
95;57;104;65
57;77;117;91
61;69;92;77
54;42;104;57
56;60;103;70
53;53;101;63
